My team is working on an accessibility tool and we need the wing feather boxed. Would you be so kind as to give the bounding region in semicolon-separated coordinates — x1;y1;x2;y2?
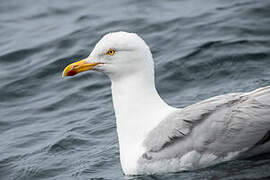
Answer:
143;93;242;152
143;86;270;161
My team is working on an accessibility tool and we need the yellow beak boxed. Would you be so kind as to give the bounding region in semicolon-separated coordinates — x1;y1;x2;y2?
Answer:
62;58;101;77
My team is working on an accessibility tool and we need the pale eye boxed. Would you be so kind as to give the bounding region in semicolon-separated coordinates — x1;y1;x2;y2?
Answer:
106;49;116;56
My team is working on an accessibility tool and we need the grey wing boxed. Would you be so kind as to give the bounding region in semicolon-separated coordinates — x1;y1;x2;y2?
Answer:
142;86;270;161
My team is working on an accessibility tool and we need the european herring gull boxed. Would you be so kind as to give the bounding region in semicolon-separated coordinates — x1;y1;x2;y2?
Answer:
62;31;270;175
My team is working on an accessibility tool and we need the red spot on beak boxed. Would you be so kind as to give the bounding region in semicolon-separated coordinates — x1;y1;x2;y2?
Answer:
67;70;78;76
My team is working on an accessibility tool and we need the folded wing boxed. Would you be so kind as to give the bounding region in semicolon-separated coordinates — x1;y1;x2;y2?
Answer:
142;86;270;161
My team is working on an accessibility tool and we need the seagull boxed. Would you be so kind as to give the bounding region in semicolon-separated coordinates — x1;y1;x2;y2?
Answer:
62;31;270;175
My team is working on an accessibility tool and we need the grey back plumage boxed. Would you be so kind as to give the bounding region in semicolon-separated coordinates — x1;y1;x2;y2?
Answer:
142;86;270;162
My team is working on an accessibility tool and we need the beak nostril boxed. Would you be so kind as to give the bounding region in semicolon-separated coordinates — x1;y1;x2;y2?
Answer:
71;65;79;70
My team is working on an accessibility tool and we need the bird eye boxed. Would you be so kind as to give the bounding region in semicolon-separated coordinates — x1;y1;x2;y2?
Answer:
106;49;116;56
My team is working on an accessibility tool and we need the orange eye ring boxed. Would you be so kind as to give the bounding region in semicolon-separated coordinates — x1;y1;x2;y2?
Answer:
106;49;116;56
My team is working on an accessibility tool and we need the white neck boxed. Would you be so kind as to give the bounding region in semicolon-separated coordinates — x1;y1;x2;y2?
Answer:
110;69;176;174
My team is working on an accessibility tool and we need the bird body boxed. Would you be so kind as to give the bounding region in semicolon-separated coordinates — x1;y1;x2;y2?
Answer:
63;32;270;175
139;87;270;174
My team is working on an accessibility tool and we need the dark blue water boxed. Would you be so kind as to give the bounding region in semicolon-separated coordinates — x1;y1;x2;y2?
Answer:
1;0;270;179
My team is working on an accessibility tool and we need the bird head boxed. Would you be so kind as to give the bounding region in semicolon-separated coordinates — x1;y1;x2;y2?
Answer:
62;32;154;80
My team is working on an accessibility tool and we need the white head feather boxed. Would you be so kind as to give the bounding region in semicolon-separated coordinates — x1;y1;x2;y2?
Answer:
86;32;154;81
